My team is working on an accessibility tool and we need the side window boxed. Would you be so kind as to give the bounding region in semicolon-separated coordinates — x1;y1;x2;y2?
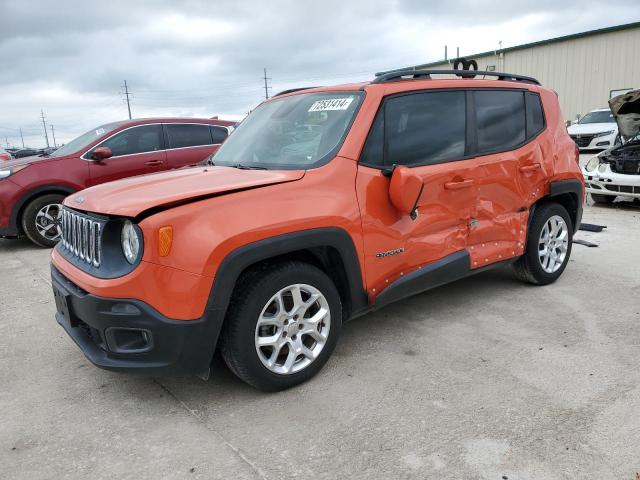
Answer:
165;124;213;149
360;108;384;166
99;125;163;157
475;90;525;153
525;92;545;139
385;91;466;166
210;126;228;144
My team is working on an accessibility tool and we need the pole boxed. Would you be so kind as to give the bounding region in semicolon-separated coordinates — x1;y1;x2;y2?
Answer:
19;128;24;148
263;68;271;100
40;110;50;148
50;125;57;148
123;80;132;119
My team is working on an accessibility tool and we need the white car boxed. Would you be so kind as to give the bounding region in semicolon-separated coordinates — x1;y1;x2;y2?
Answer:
582;90;640;203
568;108;619;150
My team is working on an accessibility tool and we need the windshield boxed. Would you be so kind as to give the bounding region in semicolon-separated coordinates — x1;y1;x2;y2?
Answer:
578;111;615;124
211;92;363;169
49;121;125;157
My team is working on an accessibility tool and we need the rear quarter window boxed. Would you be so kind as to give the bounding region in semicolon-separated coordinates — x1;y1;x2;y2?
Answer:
525;92;545;139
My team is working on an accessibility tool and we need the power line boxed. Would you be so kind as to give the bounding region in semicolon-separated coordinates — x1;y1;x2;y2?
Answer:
263;68;271;100
40;110;50;148
122;80;132;119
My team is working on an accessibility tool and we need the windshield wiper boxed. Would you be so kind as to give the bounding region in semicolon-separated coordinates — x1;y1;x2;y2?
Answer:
230;163;267;170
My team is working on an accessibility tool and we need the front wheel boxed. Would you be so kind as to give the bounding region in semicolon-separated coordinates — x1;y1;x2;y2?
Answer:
513;202;573;285
21;194;66;247
220;261;342;391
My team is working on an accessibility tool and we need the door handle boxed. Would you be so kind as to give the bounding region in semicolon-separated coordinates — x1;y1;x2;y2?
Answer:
519;163;541;173
145;160;164;166
444;179;474;190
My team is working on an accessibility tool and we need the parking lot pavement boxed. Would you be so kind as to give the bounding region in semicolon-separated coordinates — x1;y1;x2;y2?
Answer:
1;199;639;480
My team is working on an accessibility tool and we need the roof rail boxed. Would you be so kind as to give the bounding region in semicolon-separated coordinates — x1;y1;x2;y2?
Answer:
273;87;318;97
372;69;540;86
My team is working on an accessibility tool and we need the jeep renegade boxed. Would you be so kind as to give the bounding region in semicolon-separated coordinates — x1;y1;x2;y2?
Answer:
50;69;584;390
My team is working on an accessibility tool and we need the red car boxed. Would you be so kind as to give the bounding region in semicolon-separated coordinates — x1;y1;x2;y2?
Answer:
0;118;234;247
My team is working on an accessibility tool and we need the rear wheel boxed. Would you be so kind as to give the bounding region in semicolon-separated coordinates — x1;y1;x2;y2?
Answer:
220;261;342;391
513;202;573;285
21;194;65;247
591;193;615;204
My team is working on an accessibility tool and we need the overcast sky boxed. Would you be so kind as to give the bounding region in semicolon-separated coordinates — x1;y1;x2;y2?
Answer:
0;0;638;148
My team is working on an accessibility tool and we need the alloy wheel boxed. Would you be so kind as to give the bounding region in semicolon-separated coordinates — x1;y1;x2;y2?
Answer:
538;215;569;273
255;283;331;375
35;203;63;242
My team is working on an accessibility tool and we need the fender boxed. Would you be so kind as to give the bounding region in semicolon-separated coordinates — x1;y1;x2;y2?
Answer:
206;227;368;316
547;178;584;229
10;184;77;234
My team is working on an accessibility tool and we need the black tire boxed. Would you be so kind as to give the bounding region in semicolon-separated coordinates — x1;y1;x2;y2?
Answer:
591;193;615;204
220;261;342;391
21;194;66;247
513;202;573;285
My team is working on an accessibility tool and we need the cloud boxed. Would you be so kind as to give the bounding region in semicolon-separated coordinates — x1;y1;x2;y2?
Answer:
0;0;637;147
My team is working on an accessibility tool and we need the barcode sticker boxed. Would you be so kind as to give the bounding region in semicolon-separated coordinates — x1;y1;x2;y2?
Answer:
308;97;354;112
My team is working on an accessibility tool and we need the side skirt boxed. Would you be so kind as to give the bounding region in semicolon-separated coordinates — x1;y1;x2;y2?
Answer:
372;250;515;311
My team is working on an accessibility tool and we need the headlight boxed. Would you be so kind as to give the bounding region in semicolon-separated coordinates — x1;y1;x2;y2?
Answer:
594;130;615;138
0;164;29;179
121;220;141;264
585;157;600;171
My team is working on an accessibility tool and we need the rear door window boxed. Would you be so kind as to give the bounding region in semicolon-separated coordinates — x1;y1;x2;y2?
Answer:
474;90;526;153
165;124;213;149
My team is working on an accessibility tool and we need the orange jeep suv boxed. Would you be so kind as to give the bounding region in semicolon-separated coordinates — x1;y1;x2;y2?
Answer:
50;69;583;390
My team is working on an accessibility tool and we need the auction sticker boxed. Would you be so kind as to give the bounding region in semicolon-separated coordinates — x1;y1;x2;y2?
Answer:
308;97;354;112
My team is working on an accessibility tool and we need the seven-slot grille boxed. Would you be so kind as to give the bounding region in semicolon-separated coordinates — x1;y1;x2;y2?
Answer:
61;208;102;267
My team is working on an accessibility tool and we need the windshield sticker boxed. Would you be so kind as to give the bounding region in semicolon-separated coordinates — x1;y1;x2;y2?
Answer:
308;97;354;112
95;128;105;135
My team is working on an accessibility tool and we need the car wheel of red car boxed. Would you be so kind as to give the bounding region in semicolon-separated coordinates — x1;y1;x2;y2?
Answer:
513;202;573;285
220;261;342;391
21;194;66;248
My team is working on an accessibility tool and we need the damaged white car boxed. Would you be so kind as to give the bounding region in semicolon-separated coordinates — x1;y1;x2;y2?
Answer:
582;89;640;203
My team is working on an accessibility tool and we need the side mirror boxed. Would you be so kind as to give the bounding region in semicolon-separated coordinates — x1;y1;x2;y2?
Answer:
389;166;424;219
92;146;113;160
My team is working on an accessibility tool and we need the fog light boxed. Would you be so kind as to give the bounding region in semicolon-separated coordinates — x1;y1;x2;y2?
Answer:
105;327;153;353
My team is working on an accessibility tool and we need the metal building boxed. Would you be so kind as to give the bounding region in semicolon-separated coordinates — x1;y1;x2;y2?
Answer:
402;21;640;122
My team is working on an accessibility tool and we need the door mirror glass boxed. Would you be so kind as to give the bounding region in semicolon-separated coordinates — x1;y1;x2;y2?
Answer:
92;146;113;160
389;166;424;218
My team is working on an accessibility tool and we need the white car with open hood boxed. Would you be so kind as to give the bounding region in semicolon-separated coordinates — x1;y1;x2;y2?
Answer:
582;90;640;203
568;108;619;150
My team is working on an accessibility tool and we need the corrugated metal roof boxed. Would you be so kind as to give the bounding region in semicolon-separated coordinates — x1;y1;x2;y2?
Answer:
407;20;640;69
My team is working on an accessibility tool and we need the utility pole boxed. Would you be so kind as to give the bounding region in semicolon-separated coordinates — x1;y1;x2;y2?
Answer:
122;80;132;119
50;125;57;148
40;109;50;148
262;68;271;100
19;128;24;148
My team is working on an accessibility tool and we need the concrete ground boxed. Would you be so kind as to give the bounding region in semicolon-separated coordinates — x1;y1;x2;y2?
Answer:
1;161;639;479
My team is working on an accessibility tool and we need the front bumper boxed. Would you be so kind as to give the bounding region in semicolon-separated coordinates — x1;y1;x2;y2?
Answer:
0;178;23;237
583;167;640;199
570;133;616;150
51;265;219;375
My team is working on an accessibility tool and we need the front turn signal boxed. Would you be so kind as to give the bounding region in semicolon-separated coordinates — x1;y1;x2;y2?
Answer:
158;226;173;257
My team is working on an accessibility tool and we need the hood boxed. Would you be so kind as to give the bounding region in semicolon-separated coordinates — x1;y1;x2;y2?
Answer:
609;89;640;139
1;154;52;167
65;166;306;217
567;123;616;135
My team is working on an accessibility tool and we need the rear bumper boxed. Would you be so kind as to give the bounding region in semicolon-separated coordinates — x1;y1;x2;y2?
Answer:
51;265;220;375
